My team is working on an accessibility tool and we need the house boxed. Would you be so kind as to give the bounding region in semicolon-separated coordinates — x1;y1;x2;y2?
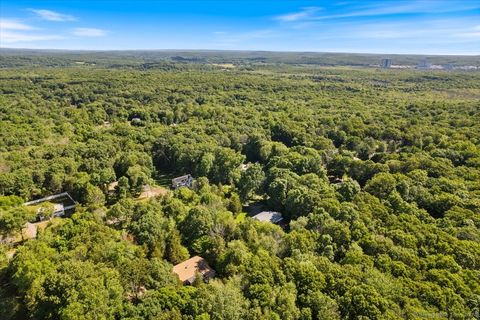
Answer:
172;174;194;189
252;211;284;224
173;256;215;285
23;192;75;221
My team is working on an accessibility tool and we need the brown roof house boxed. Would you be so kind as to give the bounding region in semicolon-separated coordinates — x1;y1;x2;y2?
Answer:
172;256;215;285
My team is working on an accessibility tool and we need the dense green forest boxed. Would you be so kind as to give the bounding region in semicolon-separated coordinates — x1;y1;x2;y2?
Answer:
0;53;479;319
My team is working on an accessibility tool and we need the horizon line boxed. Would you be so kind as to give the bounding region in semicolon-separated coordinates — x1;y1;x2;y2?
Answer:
1;47;479;57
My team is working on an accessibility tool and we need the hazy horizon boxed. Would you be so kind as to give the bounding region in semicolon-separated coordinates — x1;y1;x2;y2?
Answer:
1;48;479;57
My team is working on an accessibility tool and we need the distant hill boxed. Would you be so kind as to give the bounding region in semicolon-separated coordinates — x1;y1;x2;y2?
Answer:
1;48;479;68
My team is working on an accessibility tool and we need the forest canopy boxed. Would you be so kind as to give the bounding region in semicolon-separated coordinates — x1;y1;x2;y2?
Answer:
0;53;479;320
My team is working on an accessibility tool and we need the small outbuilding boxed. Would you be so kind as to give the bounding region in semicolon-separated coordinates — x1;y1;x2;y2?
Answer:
172;174;194;189
252;211;284;224
173;256;215;285
130;117;143;125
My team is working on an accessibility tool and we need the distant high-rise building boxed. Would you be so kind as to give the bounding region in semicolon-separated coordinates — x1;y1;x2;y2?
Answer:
417;60;431;69
381;58;392;68
443;64;454;70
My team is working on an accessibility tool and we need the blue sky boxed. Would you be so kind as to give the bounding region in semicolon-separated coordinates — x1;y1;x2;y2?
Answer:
1;1;479;54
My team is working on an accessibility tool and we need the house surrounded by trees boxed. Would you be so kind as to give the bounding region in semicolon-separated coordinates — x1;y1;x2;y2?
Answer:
172;256;215;285
23;192;76;221
172;174;194;189
252;211;284;224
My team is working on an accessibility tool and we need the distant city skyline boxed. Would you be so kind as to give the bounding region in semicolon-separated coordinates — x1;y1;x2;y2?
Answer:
1;0;479;54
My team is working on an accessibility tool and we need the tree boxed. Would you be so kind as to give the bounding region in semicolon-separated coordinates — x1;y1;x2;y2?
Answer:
237;163;265;202
28;260;123;320
339;284;388;319
116;176;130;199
194;278;249;320
211;148;245;184
273;282;301;320
335;176;361;202
119;257;150;301
129;208;169;257
180;206;214;246
105;198;135;228
0;206;35;241
243;135;265;163
303;290;340;320
165;228;189;264
284;257;326;299
126;165;150;194
227;193;242;214
365;172;397;199
85;183;105;209
198;152;214;177
285;187;321;219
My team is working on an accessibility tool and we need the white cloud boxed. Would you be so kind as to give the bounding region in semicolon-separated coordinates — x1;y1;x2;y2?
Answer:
456;25;480;38
276;1;480;23
309;18;480;50
0;30;64;43
30;9;76;21
72;28;107;37
275;7;321;22
457;31;480;38
0;18;63;44
0;19;34;30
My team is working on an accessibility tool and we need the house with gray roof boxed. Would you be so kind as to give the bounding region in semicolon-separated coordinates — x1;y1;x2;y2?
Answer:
24;192;75;221
252;211;284;224
172;174;194;189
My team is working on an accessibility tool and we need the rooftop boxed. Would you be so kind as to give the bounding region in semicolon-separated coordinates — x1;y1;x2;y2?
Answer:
24;192;76;220
24;192;75;208
172;174;192;183
252;211;284;224
172;256;215;284
172;174;194;189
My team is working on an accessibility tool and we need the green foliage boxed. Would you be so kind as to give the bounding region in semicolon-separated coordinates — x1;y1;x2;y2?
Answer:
0;206;35;239
29;260;124;320
0;58;479;319
238;163;265;201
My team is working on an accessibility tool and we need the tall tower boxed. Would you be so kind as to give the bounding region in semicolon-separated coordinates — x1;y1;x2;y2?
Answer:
381;58;392;68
